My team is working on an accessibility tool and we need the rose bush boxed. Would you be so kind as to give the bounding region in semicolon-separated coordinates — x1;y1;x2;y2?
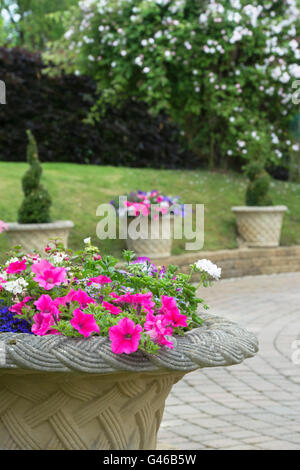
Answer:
0;239;221;355
46;0;300;170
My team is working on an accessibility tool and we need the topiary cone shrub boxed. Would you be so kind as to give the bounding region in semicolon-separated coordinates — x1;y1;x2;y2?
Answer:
245;161;273;207
5;130;74;253
18;130;52;224
232;160;287;247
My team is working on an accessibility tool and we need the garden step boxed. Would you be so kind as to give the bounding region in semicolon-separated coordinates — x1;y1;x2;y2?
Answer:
153;246;300;279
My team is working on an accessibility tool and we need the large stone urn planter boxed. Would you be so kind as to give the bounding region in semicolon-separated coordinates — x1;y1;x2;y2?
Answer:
125;215;174;259
0;314;258;450
232;206;287;248
5;221;74;253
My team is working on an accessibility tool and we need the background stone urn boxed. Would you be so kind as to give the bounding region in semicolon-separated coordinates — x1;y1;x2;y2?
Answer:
232;206;287;248
125;215;174;259
6;220;74;253
0;314;258;450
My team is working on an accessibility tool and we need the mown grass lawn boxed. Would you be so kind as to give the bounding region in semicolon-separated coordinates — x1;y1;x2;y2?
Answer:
0;162;300;260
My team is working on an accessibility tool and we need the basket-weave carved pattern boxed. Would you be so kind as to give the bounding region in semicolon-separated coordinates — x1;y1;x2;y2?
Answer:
0;371;179;450
0;314;258;450
126;238;172;259
232;207;286;247
126;216;174;258
6;221;74;253
7;229;71;253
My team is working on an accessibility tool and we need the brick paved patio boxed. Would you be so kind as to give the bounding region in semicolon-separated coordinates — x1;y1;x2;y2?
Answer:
158;272;300;450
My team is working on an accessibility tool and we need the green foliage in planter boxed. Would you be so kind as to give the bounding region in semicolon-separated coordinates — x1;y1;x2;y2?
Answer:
18;130;52;224
245;161;273;207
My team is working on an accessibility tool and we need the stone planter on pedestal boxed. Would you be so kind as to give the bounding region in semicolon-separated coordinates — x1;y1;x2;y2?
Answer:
125;216;174;259
0;314;258;450
5;221;74;253
232;206;287;248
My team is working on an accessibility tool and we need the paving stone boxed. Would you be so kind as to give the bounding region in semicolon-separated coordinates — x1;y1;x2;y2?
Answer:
201;438;243;449
158;272;300;451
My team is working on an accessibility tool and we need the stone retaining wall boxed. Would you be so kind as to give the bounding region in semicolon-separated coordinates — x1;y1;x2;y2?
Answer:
153;246;300;279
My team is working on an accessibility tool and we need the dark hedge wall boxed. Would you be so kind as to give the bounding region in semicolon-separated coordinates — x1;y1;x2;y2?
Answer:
0;47;198;168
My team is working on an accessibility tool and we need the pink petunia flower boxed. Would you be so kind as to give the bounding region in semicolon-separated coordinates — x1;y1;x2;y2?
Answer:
109;292;119;299
6;258;27;275
159;295;187;328
88;275;112;285
0;276;7;290
54;289;77;307
31;259;53;275
70;308;100;338
102;301;121;315
31;259;67;290
9;296;31;315
125;201;150;217
0;220;8;233
144;312;174;348
113;292;155;315
34;294;59;320
32;313;56;336
72;288;97;309
109;317;143;354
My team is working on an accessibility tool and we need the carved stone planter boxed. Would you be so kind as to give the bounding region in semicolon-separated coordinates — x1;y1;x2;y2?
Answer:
232;206;287;248
0;314;258;450
125;216;174;259
6;221;74;253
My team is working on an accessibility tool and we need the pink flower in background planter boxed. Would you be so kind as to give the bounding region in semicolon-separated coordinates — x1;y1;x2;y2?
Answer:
144;312;174;349
31;259;67;290
9;296;32;315
160;295;188;328
0;220;8;233
102;301;121;315
6;259;27;275
34;294;59;320
109;317;143;354
88;275;112;285
125;201;150;217
70;308;100;338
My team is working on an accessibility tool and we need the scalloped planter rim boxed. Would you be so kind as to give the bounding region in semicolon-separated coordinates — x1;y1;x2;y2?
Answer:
232;206;287;248
0;314;258;450
5;221;74;253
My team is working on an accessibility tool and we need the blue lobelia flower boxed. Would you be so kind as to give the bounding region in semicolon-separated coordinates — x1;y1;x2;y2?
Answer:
0;302;32;334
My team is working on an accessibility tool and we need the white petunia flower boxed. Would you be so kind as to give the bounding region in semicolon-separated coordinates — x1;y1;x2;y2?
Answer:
51;253;68;266
194;259;222;280
84;237;91;244
5;257;19;266
4;278;28;295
